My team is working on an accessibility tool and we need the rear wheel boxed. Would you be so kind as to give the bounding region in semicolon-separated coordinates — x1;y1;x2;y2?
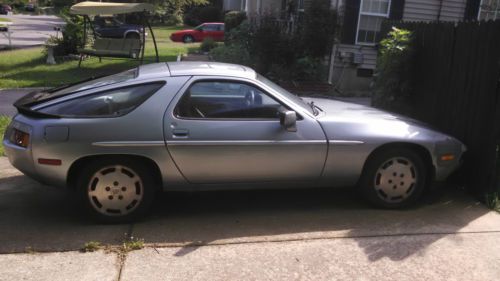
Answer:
77;157;155;223
359;148;428;208
183;35;194;43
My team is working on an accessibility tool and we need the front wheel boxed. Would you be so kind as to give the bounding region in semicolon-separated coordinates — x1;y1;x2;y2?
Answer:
359;148;428;208
77;157;156;223
183;35;194;43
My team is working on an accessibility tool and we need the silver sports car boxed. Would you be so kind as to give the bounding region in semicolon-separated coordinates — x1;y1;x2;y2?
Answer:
3;62;465;222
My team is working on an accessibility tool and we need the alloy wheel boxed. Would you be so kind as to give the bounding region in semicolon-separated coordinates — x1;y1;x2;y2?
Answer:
373;157;417;203
87;165;144;216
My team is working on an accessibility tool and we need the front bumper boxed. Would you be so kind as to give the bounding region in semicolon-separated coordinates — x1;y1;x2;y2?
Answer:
433;139;466;181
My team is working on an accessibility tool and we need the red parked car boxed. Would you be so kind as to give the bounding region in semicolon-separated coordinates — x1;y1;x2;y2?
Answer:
170;22;224;43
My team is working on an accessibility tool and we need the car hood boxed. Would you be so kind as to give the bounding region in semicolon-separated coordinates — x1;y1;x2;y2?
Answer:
173;29;195;35
303;97;429;127
301;97;452;142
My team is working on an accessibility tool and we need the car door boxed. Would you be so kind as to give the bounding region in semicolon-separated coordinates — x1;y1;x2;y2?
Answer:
94;17;120;38
214;24;225;41
163;77;327;184
201;24;218;40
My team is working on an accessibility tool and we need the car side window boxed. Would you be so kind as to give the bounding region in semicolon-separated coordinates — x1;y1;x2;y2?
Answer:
203;24;218;32
174;81;282;119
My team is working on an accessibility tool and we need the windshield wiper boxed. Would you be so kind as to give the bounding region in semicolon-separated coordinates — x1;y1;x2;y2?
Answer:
308;101;323;116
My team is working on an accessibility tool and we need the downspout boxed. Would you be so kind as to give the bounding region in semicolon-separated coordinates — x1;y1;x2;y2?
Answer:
328;43;338;84
437;0;444;21
328;0;341;84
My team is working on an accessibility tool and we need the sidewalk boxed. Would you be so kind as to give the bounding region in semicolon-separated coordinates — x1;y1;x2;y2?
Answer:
1;157;500;280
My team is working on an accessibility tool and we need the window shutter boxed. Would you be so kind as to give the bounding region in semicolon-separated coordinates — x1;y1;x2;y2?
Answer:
389;0;405;20
464;0;481;20
341;0;361;44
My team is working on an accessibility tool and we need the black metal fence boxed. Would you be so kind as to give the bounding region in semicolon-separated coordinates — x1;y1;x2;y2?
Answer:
382;20;500;194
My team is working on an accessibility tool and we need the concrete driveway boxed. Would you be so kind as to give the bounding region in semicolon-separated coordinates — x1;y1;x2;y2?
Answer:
1;157;500;280
0;14;64;48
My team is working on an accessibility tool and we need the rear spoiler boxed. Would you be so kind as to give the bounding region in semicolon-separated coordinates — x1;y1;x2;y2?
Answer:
14;104;61;119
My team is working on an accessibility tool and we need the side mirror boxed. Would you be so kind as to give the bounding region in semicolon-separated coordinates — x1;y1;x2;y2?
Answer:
279;107;297;132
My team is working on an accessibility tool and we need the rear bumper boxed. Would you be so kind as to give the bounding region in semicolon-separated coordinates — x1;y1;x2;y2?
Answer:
3;120;65;187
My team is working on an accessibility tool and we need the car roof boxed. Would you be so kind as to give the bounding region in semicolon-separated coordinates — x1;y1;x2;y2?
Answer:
137;62;257;80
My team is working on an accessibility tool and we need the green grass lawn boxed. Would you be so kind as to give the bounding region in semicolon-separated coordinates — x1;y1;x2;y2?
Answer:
0;18;11;22
0;26;199;89
0;115;11;156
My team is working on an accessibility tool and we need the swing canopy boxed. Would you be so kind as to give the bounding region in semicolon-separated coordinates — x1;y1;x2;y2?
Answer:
69;1;159;67
69;1;154;16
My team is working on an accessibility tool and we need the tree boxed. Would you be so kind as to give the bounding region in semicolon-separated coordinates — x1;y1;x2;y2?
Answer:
147;0;209;24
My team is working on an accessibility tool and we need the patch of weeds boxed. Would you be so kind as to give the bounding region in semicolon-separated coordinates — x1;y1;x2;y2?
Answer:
122;236;144;252
25;246;36;254
0;115;11;156
485;192;500;212
81;241;102;253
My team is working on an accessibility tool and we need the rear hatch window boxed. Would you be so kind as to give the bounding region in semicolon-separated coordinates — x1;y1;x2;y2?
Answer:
14;68;138;108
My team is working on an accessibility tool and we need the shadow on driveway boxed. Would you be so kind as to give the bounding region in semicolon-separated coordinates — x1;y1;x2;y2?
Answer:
0;164;496;262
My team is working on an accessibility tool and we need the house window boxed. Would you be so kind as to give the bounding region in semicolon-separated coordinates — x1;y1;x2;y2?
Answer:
478;0;500;20
356;0;391;45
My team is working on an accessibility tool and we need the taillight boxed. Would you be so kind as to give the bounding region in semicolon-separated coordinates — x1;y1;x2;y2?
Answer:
10;128;30;148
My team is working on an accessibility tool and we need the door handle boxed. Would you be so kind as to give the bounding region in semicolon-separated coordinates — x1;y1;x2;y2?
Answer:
172;129;189;138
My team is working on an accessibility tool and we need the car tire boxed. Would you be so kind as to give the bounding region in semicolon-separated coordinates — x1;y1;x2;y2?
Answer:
76;157;156;223
358;148;428;208
183;35;194;43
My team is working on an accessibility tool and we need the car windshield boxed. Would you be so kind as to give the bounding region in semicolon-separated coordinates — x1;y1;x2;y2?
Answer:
256;74;314;115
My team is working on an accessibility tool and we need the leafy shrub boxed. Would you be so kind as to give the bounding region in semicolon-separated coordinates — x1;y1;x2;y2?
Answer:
224;11;246;33
200;37;217;52
216;0;338;83
250;17;299;74
210;43;251;67
299;0;337;58
46;14;83;56
52;0;73;8
5;0;28;10
293;57;327;81
373;27;414;109
224;20;252;47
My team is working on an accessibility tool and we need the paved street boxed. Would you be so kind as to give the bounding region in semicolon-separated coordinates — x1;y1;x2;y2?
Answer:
0;14;64;48
0;157;500;280
0;88;45;116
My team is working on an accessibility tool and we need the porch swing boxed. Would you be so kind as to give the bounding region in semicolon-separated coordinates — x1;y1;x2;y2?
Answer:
69;1;159;67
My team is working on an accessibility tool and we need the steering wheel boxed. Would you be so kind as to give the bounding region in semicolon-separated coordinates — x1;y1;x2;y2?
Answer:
245;90;256;107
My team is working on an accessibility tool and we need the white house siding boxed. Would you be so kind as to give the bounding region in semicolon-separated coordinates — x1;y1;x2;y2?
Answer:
223;0;243;11
440;0;467;21
403;0;467;22
259;0;282;14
